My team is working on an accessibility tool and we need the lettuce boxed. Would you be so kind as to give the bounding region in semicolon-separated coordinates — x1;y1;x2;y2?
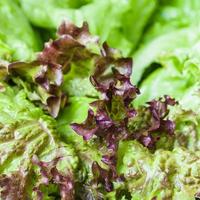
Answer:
0;7;200;198
1;22;100;117
0;83;78;199
134;41;200;109
18;0;157;55
49;20;200;199
117;140;200;200
132;26;200;84
142;0;200;42
132;0;200;84
130;0;200;116
70;38;176;196
0;0;41;60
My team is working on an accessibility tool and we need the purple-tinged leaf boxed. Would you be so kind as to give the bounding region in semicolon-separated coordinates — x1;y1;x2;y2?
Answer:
0;171;27;200
32;155;75;200
71;109;98;140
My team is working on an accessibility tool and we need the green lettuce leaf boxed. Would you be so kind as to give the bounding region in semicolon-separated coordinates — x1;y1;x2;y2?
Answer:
0;83;78;199
0;0;41;60
117;140;200;200
132;0;200;84
132;1;200;110
62;59;98;97
134;41;200;109
57;96;94;143
132;26;200;85
142;0;200;42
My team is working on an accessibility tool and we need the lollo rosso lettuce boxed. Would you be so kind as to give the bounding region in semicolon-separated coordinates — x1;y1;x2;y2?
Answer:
70;36;177;196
